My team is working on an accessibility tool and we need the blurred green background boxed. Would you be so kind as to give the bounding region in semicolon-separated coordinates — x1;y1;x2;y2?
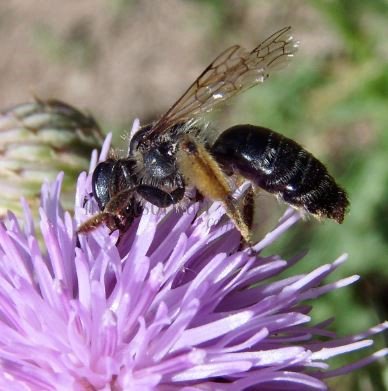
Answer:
0;0;387;389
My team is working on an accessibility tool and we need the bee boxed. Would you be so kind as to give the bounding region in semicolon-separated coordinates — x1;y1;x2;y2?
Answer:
78;26;349;244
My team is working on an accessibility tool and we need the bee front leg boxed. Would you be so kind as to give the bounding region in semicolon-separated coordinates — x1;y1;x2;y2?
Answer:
78;189;136;233
136;185;185;208
177;135;252;244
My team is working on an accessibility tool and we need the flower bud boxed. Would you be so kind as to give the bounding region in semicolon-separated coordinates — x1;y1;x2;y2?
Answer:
0;98;103;216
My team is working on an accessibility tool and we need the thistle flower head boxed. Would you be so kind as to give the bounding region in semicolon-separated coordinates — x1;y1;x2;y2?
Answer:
0;99;103;217
0;132;386;390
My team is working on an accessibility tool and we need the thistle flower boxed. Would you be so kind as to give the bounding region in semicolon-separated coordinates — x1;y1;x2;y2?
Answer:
0;99;103;217
0;132;386;391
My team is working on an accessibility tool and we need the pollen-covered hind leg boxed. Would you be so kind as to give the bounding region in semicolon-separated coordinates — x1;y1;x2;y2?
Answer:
177;135;252;244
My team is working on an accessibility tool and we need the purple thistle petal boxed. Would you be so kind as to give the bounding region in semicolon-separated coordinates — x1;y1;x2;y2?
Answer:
233;370;328;391
318;348;388;378
253;208;301;252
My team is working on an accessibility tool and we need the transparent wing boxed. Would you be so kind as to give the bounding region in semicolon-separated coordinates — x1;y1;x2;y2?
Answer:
150;26;298;135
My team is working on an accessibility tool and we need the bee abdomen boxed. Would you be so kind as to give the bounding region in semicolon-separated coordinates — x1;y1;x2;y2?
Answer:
211;124;349;223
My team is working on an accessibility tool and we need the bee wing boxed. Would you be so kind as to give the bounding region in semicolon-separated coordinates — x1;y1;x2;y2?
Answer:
150;26;298;135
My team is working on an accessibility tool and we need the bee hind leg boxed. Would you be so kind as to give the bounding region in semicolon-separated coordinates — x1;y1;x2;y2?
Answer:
177;134;253;245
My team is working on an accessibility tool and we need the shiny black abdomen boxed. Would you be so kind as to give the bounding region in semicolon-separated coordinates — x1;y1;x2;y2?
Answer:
211;124;349;222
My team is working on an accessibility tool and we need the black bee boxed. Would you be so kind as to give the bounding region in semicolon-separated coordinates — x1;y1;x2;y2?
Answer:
78;26;349;243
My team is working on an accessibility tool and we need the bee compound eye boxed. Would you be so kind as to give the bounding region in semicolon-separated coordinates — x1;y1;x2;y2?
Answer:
92;160;115;210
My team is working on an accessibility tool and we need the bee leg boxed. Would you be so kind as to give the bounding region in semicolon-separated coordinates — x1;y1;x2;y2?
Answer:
78;189;135;233
77;211;116;233
177;135;252;244
236;184;256;250
240;184;255;231
136;185;185;207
